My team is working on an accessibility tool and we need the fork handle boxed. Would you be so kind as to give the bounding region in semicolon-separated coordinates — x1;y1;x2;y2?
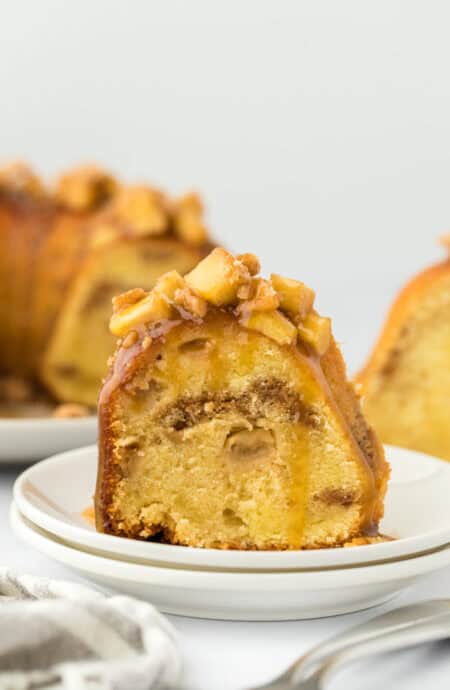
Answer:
287;599;450;683
319;614;450;688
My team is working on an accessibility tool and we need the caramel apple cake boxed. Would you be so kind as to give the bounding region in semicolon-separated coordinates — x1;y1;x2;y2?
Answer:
0;162;212;410
96;248;389;550
356;238;450;461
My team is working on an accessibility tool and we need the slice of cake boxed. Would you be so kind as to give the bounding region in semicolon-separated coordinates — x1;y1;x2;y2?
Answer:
356;238;450;461
96;248;388;550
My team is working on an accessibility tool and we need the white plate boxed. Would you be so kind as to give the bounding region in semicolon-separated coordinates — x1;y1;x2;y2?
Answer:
10;503;450;620
13;444;450;570
0;417;97;463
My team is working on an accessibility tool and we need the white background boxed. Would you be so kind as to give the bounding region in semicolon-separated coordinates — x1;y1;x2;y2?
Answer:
2;0;450;371
2;3;450;688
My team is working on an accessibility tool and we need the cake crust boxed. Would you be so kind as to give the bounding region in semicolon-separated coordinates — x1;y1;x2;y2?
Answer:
356;249;450;461
0;161;213;408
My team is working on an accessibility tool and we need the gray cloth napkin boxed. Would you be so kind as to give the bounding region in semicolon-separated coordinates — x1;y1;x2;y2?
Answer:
0;568;181;690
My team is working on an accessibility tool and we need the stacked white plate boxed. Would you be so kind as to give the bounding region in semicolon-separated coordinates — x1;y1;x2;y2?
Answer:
11;444;450;620
0;416;97;462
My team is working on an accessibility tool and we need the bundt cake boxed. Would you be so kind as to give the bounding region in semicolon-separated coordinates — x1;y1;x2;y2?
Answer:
96;248;389;550
356;238;450;461
0;162;212;411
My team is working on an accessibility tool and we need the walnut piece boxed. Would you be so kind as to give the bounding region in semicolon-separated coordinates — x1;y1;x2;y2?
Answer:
245;310;297;346
271;274;315;320
185;248;251;306
236;253;260;276
240;278;280;313
298;313;331;356
174;286;208;318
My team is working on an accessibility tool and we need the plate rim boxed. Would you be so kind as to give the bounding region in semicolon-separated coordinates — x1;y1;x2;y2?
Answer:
0;415;97;427
0;417;97;463
11;503;450;588
13;443;450;570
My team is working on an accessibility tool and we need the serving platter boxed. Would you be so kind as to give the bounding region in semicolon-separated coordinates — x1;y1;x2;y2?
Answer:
13;444;450;570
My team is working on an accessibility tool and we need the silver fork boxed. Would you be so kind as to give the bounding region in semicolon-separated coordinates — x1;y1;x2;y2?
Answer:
248;599;450;689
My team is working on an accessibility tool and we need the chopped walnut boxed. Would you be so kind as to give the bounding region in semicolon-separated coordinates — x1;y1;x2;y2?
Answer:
174;286;208;318
236;253;260;276
236;282;253;300
52;403;90;418
109;247;331;358
55;165;117;211
239;278;280;313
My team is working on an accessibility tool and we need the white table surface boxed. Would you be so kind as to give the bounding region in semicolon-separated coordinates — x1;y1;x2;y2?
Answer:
2;463;450;690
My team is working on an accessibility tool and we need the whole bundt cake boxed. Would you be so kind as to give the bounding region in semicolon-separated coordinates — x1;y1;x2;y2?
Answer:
356;237;450;461
0;162;212;411
96;248;388;550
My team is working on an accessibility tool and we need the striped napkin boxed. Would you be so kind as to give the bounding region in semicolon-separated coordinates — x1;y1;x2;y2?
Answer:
0;568;181;690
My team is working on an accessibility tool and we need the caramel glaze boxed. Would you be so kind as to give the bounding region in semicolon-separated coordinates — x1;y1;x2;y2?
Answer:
96;307;386;541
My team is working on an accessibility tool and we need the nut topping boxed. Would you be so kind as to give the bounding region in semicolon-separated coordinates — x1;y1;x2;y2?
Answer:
108;247;333;359
239;278;280;313
55;165;117;211
236;253;260;276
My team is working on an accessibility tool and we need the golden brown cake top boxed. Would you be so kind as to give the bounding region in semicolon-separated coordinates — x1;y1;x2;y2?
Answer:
0;161;44;198
54;164;118;211
90;188;209;249
0;161;210;247
109;247;332;356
